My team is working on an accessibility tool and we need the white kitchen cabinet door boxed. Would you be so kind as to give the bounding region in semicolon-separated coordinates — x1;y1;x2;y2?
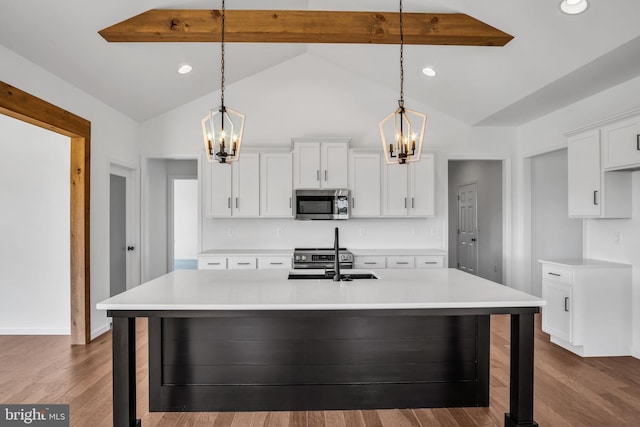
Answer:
354;256;386;269
321;142;349;188
257;256;292;269
567;129;631;218
260;152;293;217
415;255;444;268
382;163;409;216
204;158;232;218
601;116;640;170
567;130;601;217
542;280;572;343
231;152;260;217
197;256;227;270
408;154;435;217
227;256;257;269
348;151;381;217
294;143;321;188
387;256;415;269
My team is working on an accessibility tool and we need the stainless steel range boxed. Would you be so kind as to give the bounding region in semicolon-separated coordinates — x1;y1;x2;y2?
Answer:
293;247;354;269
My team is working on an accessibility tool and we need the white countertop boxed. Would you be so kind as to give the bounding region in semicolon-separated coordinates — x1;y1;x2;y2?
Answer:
200;249;293;257
349;248;446;256
97;268;544;311
538;258;631;269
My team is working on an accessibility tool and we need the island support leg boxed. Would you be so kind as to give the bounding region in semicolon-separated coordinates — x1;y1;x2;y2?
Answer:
112;316;141;427
505;313;538;427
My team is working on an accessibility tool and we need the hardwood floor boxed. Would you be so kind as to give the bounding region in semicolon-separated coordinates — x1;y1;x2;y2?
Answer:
1;315;639;426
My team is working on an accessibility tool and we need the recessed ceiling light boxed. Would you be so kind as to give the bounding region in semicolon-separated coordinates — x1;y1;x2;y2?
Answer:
422;67;437;77
560;0;588;15
178;64;193;75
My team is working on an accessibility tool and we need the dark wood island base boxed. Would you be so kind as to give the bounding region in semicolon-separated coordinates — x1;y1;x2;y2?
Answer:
109;308;539;427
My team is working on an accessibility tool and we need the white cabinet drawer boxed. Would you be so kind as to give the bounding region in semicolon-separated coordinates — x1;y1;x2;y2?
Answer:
415;255;444;268
542;265;573;284
386;256;415;269
354;256;386;269
258;256;292;269
227;257;257;270
198;257;227;270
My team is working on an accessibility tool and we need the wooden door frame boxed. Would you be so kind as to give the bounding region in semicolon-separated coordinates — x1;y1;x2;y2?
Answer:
0;81;91;345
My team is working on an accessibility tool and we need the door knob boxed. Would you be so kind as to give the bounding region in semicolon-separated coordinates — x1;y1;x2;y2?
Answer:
127;246;135;251
471;238;476;242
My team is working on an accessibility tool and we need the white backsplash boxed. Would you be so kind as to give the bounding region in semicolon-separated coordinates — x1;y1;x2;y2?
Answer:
201;218;445;251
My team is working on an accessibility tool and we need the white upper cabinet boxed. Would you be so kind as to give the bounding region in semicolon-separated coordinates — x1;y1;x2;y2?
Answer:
260;151;293;217
567;129;631;218
348;150;381;217
204;159;233;218
204;152;259;218
601;115;640;170
292;138;349;189
382;153;435;217
231;152;260;217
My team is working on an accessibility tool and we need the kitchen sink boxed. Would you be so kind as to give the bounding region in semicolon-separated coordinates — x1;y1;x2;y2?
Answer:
287;272;378;280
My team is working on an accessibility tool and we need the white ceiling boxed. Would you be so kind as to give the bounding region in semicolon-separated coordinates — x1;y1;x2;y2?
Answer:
2;0;640;125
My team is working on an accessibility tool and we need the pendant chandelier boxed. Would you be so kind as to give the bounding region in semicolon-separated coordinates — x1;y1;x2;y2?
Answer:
379;0;427;165
201;0;245;164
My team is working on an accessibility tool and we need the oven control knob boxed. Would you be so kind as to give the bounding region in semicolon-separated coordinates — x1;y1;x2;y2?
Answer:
295;255;300;261
301;255;307;261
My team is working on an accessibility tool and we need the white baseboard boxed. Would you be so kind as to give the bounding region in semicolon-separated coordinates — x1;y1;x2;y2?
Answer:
91;323;111;340
632;349;640;360
0;328;70;335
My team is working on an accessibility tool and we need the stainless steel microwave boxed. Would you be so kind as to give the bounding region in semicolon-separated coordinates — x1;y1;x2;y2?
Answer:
294;189;350;220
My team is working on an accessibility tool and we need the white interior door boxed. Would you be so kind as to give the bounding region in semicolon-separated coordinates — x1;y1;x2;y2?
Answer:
457;182;478;275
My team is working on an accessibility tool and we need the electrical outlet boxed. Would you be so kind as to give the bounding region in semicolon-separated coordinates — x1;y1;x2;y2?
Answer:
276;227;283;238
614;232;621;245
359;228;366;237
227;228;234;237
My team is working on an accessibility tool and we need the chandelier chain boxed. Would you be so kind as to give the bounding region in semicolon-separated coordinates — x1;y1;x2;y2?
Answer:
220;0;225;107
399;0;404;104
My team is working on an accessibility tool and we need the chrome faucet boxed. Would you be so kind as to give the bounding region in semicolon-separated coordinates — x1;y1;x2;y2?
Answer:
333;227;341;282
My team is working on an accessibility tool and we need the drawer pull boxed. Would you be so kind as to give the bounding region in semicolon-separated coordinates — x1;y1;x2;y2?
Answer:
237;262;251;265
548;272;561;277
423;261;438;264
227;197;231;208
396;262;410;265
364;262;378;265
593;190;598;206
270;262;283;265
564;297;570;312
637;134;639;151
208;262;221;265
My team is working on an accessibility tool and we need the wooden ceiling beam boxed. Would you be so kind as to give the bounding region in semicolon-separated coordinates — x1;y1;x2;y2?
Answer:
99;9;513;46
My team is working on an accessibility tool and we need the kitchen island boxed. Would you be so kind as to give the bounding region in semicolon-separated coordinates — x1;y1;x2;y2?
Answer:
98;268;544;427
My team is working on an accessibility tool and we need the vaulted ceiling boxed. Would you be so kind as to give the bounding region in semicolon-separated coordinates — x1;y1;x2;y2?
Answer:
2;0;640;126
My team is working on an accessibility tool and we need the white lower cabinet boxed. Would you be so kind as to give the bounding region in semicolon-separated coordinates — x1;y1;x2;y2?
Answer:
354;256;386;269
227;257;257;270
197;257;226;270
540;260;631;357
415;255;444;268
386;256;415;269
257;256;292;270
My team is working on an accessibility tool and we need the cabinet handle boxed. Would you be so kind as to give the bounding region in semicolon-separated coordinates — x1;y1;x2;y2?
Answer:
412;197;415;208
227;197;231;208
564;297;570;312
270;262;283;265
404;198;407;208
364;262;377;265
236;198;239;208
637;134;639;150
289;197;292;208
593;190;598;205
396;261;409;265
237;262;251;265
548;272;561;277
316;170;320;181
324;170;328;181
352;197;355;208
423;261;438;264
208;262;220;265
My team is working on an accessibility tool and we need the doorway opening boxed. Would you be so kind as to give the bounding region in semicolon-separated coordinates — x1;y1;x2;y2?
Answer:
169;177;198;270
448;160;504;284
109;163;137;297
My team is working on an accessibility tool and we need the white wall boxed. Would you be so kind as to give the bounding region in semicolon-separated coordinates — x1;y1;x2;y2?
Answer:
0;45;140;339
530;149;583;297
516;74;640;357
0;115;70;334
139;53;517;268
174;179;198;260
